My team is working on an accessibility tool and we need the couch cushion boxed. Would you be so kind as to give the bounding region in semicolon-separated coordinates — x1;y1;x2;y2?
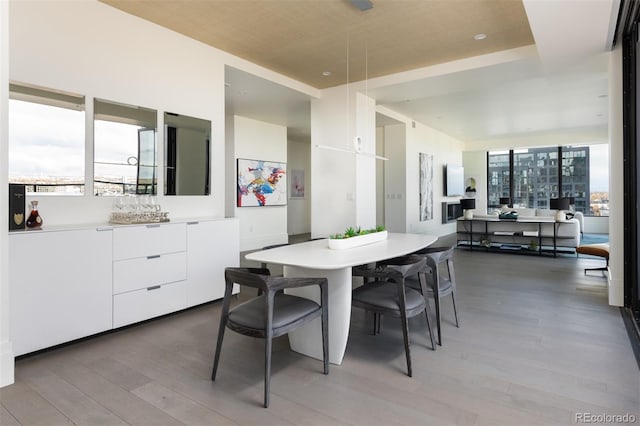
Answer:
516;208;536;216
536;209;556;217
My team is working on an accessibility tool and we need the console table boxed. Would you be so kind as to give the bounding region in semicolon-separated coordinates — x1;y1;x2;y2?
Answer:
456;217;571;257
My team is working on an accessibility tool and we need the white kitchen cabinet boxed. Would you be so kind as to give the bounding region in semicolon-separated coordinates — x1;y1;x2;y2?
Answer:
9;228;113;356
8;218;240;355
112;222;187;327
186;218;239;306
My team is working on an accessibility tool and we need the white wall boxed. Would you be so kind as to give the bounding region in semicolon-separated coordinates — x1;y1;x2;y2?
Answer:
287;140;311;235
375;126;385;225
9;0;226;224
1;0;14;388
232;116;288;250
376;106;465;238
383;123;407;233
310;85;357;238
354;92;377;230
406;122;464;236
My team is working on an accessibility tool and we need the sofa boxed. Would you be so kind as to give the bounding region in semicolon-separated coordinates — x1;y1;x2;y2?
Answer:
456;207;581;252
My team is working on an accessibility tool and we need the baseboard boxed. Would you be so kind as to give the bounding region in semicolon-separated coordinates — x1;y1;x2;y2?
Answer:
0;339;15;387
621;308;640;371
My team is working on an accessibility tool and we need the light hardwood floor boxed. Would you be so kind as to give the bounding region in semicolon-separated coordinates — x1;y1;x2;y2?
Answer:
2;237;638;425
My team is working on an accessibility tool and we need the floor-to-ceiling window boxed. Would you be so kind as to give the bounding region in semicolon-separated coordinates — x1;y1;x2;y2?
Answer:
487;146;600;214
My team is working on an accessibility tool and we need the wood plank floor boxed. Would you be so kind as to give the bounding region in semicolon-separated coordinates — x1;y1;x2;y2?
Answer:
2;236;638;425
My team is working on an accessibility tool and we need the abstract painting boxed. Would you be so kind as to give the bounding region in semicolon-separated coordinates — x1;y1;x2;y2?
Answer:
237;158;287;207
419;153;433;221
290;169;305;198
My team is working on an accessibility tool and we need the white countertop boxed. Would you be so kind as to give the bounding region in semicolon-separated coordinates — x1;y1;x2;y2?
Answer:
245;232;438;270
8;216;237;235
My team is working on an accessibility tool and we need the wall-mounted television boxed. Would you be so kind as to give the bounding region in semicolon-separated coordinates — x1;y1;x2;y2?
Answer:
444;164;464;197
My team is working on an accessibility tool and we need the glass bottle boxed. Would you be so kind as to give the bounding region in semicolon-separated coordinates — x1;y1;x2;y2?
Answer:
26;200;43;228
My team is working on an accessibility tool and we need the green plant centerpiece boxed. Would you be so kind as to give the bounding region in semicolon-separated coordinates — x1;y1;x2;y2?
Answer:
330;225;385;239
328;225;388;250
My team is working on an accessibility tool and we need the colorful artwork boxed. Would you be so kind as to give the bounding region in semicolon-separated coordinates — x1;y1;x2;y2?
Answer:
237;158;287;207
290;169;305;198
419;153;433;221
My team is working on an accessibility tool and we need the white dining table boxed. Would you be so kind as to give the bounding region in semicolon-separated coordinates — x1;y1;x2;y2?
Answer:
244;232;438;364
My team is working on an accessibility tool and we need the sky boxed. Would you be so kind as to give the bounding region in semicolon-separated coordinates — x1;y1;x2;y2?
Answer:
589;144;609;192
9;99;141;181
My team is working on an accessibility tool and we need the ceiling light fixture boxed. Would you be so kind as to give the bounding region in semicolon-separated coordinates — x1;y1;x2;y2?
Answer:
316;40;388;161
473;33;487;40
322;71;332;76
317;137;388;161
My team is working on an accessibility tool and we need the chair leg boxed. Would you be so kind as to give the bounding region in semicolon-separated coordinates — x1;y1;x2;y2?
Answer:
264;334;272;408
423;301;436;351
451;292;460;328
434;290;442;346
321;299;329;375
211;318;227;381
399;309;412;377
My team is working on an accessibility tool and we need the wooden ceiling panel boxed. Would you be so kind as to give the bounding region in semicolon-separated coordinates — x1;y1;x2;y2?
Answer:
100;0;534;89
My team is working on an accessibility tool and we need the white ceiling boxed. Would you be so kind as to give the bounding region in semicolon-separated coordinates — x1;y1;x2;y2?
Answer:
225;0;618;146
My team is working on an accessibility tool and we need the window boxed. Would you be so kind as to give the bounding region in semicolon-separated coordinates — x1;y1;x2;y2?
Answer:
487;145;607;216
487;151;509;208
8;83;85;194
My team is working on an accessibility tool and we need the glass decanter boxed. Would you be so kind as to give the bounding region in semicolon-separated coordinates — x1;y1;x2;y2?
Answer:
26;200;43;228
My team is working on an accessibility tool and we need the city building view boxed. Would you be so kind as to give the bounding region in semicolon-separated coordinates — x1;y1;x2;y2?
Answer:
488;145;609;216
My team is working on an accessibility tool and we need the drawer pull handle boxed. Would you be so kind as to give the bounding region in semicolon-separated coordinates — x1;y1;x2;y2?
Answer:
147;285;161;291
147;255;161;260
146;224;161;228
187;221;199;225
96;227;113;232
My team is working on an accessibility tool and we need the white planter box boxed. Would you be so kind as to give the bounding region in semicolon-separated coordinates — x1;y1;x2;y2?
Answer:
328;231;388;250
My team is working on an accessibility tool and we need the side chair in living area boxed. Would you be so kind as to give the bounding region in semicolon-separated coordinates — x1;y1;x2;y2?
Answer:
351;255;435;377
408;246;459;346
211;267;328;408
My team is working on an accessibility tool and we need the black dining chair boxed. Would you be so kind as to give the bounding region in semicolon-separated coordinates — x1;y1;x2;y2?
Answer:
408;246;459;346
211;267;329;408
351;255;435;377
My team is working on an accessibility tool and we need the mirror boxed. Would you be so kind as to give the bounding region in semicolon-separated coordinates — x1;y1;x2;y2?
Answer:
8;83;85;195
164;112;211;195
94;99;157;196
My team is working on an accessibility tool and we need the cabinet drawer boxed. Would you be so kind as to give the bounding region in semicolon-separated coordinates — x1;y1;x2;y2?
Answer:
113;223;186;260
113;251;186;294
113;281;187;328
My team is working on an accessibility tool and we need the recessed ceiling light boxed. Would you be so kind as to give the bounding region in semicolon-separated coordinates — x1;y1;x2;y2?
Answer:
473;33;487;40
322;71;332;76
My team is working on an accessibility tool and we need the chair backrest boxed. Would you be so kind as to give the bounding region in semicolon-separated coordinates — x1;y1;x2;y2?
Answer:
225;266;329;294
225;267;271;293
376;255;429;281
